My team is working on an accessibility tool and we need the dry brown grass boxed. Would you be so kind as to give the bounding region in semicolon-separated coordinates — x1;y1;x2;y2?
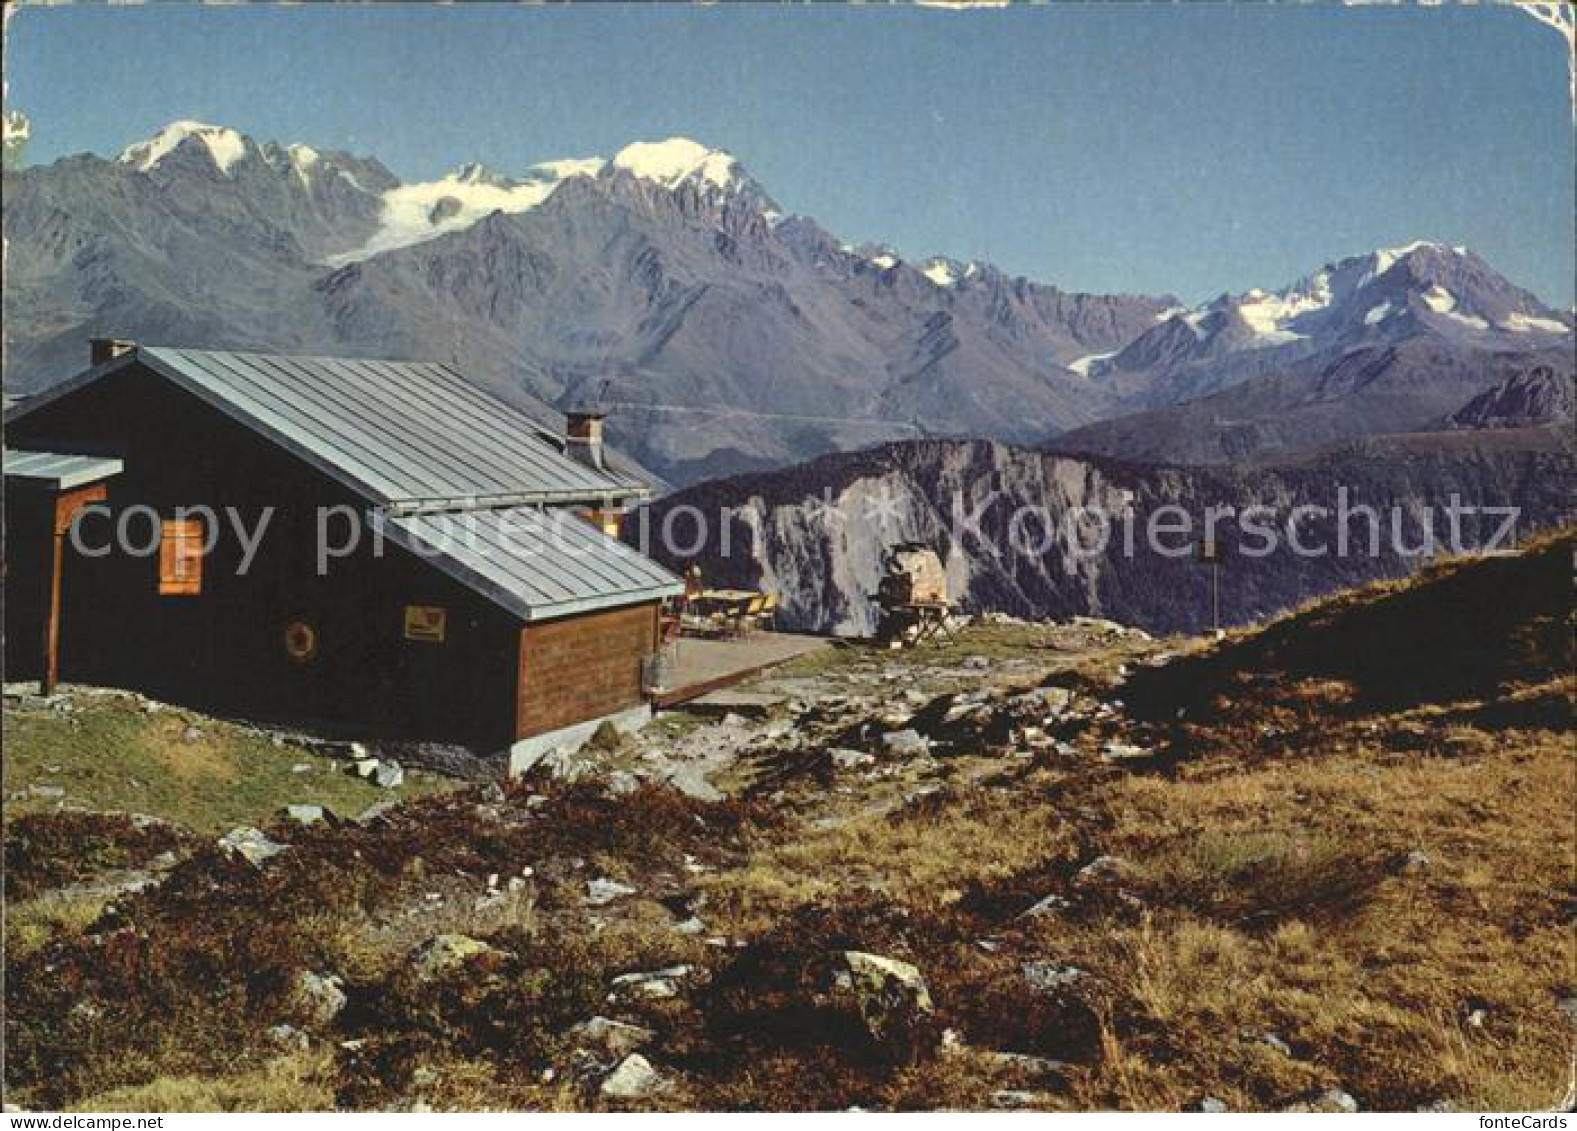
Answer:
704;772;1086;932
72;1051;338;1113
6;535;1573;1111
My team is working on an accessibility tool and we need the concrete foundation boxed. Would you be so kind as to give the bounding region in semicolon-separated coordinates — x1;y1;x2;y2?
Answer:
506;701;652;777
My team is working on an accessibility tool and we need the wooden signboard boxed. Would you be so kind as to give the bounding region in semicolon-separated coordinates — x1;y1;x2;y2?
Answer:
404;605;448;643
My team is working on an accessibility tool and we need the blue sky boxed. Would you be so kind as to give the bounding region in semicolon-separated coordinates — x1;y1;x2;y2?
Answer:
7;3;1573;306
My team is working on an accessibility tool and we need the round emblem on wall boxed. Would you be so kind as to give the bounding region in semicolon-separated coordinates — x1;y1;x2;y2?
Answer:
283;618;319;663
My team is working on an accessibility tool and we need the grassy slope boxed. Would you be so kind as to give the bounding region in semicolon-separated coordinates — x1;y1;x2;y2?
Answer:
3;536;1572;1112
4;693;448;833
3;691;456;973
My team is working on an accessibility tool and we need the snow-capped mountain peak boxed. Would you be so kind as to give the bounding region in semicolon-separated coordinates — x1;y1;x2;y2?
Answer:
1093;240;1569;381
1199;241;1528;345
1367;239;1468;278
611;137;741;191
450;161;515;188
323;156;600;266
284;143;321;176
526;156;608;182
119;120;249;175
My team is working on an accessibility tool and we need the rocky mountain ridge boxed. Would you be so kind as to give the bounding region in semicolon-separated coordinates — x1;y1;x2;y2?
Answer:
6;122;1571;484
639;429;1575;635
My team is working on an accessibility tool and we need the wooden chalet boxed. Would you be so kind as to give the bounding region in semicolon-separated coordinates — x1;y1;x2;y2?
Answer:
2;341;682;766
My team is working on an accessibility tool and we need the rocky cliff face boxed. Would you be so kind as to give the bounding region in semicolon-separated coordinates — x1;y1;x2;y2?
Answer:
1448;364;1576;430
639;433;1575;635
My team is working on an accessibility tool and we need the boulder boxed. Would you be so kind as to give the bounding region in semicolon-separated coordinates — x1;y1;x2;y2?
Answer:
405;934;500;981
373;761;405;789
570;1016;655;1060
1009;687;1076;720
1099;741;1152;763
991;1090;1050;1110
535;748;593;783
610;965;693;1000
218;826;287;866
283;804;328;825
266;1023;311;1053
287;970;347;1027
985;1050;1070;1082
881;729;930;757
1022;963;1087;993
586;877;638;906
1286;1088;1360;1113
1317;1088;1360;1113
599;1053;663;1100
1074;854;1136;886
840;950;936;1053
1021;894;1071;918
605;771;641;797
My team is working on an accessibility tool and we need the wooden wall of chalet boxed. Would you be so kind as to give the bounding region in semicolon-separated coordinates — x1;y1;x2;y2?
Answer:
2;483;53;682
5;364;523;749
516;602;659;738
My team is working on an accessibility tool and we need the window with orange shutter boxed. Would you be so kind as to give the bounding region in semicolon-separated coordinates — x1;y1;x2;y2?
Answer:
158;518;205;596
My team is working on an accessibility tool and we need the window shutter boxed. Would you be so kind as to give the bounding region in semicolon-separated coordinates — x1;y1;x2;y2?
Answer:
159;518;205;596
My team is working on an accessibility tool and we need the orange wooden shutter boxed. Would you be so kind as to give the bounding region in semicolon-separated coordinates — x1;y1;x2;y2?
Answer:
158;518;204;595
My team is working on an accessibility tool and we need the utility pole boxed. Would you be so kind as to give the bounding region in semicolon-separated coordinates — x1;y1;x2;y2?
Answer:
1198;538;1223;639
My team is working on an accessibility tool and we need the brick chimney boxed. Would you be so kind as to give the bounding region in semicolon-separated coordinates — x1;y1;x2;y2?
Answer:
564;408;606;472
90;338;137;366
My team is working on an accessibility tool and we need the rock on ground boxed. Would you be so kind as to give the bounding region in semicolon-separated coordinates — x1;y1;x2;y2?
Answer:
610;965;693;1000
991;1090;1052;1110
840;950;935;1054
217;826;287;866
287;970;347;1027
599;1053;663;1099
570;1017;655;1060
405;934;501;980
585;877;638;906
1075;854;1136;886
881;729;931;757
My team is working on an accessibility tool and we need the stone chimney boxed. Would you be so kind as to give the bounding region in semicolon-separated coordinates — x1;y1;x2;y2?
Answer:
565;408;607;472
90;338;137;366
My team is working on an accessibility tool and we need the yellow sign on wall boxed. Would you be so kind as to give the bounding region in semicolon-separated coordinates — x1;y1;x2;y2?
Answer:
404;605;448;643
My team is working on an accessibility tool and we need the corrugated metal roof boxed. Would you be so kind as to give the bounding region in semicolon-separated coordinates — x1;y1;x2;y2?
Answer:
379;506;682;621
3;449;124;490
150;347;644;509
5;346;678;621
11;346;644;510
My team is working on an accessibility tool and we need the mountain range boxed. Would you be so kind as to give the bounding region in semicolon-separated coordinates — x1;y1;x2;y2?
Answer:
4;121;1573;486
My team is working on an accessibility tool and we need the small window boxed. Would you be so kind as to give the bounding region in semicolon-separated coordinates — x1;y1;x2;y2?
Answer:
158;518;205;596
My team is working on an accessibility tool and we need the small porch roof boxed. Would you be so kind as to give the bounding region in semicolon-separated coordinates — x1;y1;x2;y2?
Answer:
3;449;124;491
